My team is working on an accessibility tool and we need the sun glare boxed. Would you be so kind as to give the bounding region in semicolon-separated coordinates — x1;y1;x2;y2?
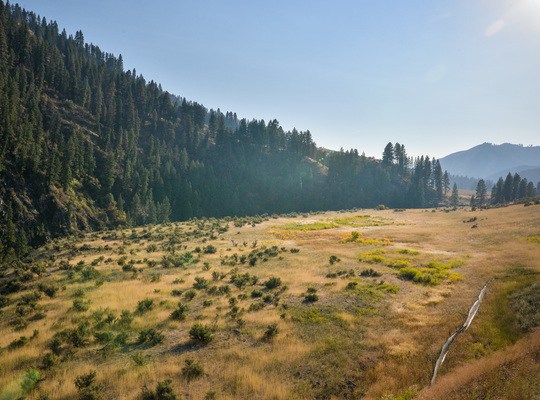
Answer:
512;0;540;29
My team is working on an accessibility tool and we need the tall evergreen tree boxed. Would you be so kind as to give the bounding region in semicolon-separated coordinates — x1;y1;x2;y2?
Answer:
475;179;487;207
503;172;514;202
450;183;459;207
382;142;394;167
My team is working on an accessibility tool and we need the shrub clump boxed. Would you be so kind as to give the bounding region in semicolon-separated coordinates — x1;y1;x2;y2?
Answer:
181;358;204;381
304;287;319;303
74;370;103;400
203;245;217;254
263;323;279;341
140;379;177;400
170;302;188;321
189;323;214;345
136;298;154;314
138;329;164;346
360;268;382;277
264;277;282;290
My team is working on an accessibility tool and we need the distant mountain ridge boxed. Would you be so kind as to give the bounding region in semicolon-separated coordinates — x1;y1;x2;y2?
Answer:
440;143;540;182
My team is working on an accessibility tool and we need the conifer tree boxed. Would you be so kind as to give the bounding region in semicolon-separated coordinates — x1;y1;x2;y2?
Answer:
382;142;394;167
475;179;487;207
450;183;459;207
503;173;513;202
443;171;450;195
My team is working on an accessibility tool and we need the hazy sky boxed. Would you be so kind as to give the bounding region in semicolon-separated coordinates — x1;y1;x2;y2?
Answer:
15;0;540;158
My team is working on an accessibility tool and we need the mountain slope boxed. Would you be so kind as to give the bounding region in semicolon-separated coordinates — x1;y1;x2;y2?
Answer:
0;1;449;257
440;143;540;179
487;166;540;184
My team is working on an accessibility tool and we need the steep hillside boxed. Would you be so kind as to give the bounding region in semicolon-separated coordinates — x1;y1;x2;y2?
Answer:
0;1;448;257
440;143;540;179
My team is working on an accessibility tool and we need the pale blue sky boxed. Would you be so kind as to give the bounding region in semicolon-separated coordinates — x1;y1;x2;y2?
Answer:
15;0;540;158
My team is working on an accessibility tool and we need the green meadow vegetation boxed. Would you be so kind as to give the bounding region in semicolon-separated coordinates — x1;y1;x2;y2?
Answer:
0;205;539;399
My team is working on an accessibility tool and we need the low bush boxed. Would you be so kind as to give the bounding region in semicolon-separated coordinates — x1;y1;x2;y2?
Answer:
74;370;103;400
264;277;282;290
203;245;217;254
73;299;91;312
138;329;164;346
189;323;214;345
140;379;177;400
360;268;382;277
263;323;279;340
136;298;154;314
184;289;196;301
181;358;204;381
170;302;188;320
329;255;341;265
304;292;319;303
193;277;209;290
38;283;58;298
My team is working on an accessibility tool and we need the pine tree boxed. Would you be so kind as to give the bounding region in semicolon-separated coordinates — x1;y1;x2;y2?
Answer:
512;173;522;200
470;195;476;210
503;173;513;202
450;183;459;207
526;181;535;198
4;203;16;252
382;142;394;167
475;179;487;207
15;230;29;258
433;161;443;204
158;196;171;223
443;171;450;196
494;177;504;204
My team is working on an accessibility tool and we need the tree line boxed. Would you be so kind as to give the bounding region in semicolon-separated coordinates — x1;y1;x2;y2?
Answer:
469;173;537;208
0;1;452;259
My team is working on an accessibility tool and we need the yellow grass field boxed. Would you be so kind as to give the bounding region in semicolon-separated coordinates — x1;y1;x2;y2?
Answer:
1;204;539;399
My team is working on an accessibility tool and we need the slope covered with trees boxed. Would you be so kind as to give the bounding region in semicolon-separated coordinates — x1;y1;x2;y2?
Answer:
0;1;449;257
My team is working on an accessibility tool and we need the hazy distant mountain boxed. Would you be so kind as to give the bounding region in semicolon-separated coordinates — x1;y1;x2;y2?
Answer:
440;143;540;181
488;166;540;185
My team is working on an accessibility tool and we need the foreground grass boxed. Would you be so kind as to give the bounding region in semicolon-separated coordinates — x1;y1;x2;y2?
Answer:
0;204;539;399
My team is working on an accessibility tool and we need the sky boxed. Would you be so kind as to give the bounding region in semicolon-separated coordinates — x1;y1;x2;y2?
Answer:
15;0;540;158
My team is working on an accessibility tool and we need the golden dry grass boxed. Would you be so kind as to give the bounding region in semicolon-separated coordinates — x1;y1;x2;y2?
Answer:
0;204;539;399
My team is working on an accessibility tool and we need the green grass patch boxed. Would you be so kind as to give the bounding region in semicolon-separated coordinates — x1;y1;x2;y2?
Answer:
342;231;392;246
278;221;339;231
454;272;540;365
333;214;391;227
277;215;393;232
526;235;540;244
344;280;399;301
357;249;388;264
398;249;419;255
423;260;464;269
386;259;413;269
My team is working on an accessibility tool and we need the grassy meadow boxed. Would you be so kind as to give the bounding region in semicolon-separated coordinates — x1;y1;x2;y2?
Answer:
0;204;539;399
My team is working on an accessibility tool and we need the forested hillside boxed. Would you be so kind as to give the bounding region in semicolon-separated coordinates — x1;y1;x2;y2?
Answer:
0;1;449;257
